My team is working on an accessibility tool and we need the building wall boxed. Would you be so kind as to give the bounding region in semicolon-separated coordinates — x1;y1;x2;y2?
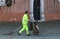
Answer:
44;0;60;21
0;0;60;22
0;0;30;22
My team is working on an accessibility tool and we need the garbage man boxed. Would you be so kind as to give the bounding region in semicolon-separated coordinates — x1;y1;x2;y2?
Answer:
18;11;30;36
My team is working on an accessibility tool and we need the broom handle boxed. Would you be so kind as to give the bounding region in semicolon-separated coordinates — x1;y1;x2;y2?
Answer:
14;25;22;32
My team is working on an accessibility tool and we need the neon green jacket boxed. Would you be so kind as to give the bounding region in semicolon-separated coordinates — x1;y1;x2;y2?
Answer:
22;14;29;24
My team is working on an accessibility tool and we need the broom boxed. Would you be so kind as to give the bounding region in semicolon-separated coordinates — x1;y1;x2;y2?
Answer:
3;21;30;35
3;25;22;35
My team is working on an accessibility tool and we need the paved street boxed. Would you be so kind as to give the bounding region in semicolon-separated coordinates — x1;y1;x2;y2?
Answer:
0;20;60;39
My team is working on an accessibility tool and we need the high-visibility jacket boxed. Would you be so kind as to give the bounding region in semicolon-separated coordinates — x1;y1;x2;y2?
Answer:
22;14;29;24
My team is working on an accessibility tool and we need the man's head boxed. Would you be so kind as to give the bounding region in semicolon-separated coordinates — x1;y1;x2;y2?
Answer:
25;11;28;14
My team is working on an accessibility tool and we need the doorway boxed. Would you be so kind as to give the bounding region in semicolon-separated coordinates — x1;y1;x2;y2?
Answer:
30;0;45;22
33;0;40;20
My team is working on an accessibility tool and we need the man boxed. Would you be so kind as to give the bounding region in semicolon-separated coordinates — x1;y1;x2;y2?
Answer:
18;11;30;36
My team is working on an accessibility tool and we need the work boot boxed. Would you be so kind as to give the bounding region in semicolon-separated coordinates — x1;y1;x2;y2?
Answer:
18;32;21;36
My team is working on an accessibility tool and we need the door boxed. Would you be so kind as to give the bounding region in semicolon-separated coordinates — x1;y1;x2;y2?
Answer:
33;0;41;20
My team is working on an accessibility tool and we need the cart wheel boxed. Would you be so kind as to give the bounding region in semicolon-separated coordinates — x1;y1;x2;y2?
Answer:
33;31;36;35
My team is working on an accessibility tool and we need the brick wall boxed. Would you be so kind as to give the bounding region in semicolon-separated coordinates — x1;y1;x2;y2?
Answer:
0;0;30;22
44;0;60;21
0;0;60;22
